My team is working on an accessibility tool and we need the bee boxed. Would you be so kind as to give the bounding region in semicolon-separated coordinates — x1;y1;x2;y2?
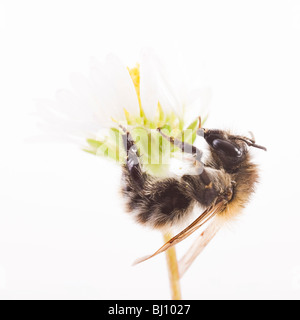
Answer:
120;121;266;274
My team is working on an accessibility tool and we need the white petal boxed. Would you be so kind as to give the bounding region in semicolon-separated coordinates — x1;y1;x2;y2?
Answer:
151;52;184;117
35;99;61;123
184;87;212;125
89;60;125;124
150;51;211;126
139;49;159;120
55;89;94;122
25;134;78;144
186;86;212;108
36;53;142;144
89;55;140;124
105;54;140;116
69;73;94;102
35;98;100;141
69;73;109;124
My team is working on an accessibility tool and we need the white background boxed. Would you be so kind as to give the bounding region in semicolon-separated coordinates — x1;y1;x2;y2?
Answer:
1;0;300;300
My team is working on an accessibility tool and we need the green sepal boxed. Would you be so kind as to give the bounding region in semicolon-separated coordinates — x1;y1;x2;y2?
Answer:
86;138;104;149
182;117;199;144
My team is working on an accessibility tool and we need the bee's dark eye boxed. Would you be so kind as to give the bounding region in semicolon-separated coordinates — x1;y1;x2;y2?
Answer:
212;139;242;158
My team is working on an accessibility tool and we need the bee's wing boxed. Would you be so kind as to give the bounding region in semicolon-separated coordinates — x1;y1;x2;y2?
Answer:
133;199;227;265
178;217;222;278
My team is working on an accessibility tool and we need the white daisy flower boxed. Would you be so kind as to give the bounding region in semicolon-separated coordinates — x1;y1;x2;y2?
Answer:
36;49;211;176
35;49;212;300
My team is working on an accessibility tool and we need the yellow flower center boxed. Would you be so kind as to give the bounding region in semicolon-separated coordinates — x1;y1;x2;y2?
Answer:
127;64;144;118
125;63;198;132
86;62;204;177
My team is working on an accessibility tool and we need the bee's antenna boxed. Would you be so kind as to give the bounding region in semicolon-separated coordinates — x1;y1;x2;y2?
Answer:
118;124;127;134
111;117;128;134
250;143;267;151
234;136;267;151
198;116;202;129
248;131;256;143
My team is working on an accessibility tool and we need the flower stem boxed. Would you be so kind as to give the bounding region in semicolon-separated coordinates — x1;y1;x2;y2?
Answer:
163;232;182;300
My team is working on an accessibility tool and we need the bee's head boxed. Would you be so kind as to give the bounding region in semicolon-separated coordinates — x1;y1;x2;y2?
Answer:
197;128;266;171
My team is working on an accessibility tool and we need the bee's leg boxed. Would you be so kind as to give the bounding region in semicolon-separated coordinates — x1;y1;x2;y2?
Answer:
157;128;203;165
120;126;146;189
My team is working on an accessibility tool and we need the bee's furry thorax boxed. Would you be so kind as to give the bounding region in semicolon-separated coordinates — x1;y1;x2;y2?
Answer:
212;152;259;222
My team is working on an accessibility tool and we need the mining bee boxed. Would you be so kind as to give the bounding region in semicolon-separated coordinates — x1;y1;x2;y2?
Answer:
120;120;266;274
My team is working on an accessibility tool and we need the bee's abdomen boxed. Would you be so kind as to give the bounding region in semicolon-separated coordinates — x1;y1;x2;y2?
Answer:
121;170;194;229
159;184;191;215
